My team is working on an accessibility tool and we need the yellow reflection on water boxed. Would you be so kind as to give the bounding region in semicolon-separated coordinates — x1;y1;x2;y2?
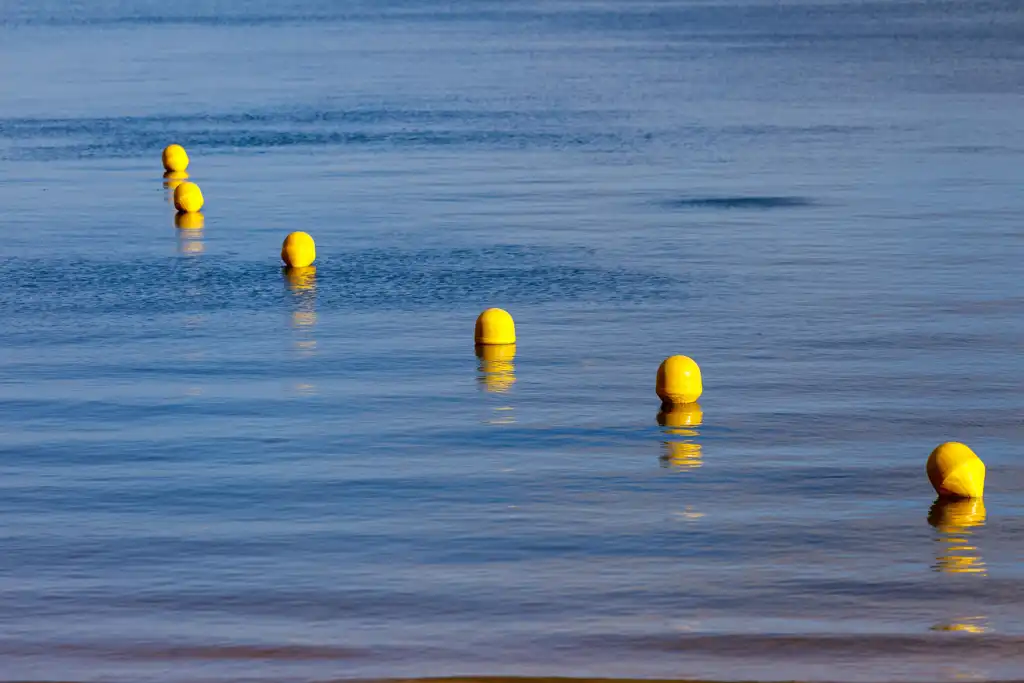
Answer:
284;266;317;292
929;498;986;575
657;403;703;471
484;405;516;426
283;267;317;359
661;441;703;470
932;616;988;634
176;231;204;256
163;169;189;190
476;343;516;393
175;211;205;231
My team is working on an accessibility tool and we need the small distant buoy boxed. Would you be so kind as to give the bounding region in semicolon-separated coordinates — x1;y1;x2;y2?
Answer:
927;442;985;499
474;308;515;345
162;144;189;172
163;170;189;190
656;355;702;406
173;181;204;213
281;232;316;268
174;211;204;230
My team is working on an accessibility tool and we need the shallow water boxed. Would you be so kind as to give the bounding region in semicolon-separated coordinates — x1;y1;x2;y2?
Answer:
1;1;1023;682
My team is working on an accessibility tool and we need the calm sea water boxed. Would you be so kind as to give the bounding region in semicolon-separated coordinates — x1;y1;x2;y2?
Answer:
1;1;1023;682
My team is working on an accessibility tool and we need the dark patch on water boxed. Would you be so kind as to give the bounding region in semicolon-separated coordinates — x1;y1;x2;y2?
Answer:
664;196;814;210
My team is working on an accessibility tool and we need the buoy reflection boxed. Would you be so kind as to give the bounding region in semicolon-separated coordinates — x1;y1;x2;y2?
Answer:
657;403;703;470
476;343;516;393
929;498;986;575
284;266;317;292
175;214;204;256
175;211;205;230
283;267;317;358
163;169;189;191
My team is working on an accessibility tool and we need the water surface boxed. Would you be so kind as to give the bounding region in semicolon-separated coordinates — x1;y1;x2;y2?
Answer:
1;1;1023;682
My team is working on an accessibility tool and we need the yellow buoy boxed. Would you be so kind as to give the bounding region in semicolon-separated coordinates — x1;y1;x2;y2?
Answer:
173;181;204;213
656;355;702;406
926;442;985;499
281;232;316;268
162;144;189;172
174;211;204;230
474;308;515;345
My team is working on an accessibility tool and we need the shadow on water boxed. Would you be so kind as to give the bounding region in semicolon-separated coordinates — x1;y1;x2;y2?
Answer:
663;196;814;210
657;403;703;471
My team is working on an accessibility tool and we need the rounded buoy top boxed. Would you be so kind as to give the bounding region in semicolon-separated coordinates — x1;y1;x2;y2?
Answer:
162;144;189;172
173;181;204;213
475;308;515;345
174;211;204;230
927;442;985;499
281;232;316;268
656;355;702;405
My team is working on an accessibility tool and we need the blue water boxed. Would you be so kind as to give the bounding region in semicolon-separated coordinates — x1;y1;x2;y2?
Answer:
1;1;1023;682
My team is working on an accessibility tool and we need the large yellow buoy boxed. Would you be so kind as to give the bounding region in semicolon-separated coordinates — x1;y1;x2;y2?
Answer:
281;232;316;268
656;355;702;406
474;308;515;345
926;442;985;499
173;181;204;213
162;144;189;172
